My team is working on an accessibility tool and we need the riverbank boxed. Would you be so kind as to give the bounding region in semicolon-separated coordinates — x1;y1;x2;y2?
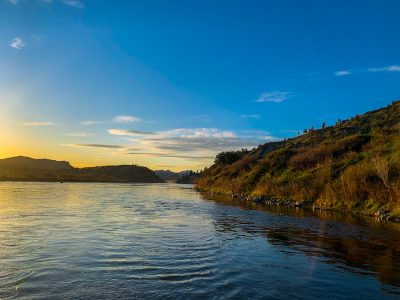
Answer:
195;188;400;223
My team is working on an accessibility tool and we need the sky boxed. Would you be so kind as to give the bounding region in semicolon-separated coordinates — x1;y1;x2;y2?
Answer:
1;0;399;171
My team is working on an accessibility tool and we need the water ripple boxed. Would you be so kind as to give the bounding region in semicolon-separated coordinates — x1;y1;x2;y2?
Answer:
0;182;400;299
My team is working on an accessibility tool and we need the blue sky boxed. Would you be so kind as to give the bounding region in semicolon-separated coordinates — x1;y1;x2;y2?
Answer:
1;0;399;170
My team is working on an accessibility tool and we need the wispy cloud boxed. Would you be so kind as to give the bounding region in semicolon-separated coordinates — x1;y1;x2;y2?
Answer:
256;91;291;103
368;65;400;73
108;129;155;136
127;152;215;160
334;65;400;77
81;120;100;126
113;115;142;123
334;70;351;77
241;114;260;119
64;144;124;149
107;127;275;163
133;128;270;154
23;121;53;127
67;132;90;137
64;127;277;165
10;37;25;50
8;0;18;4
61;0;84;8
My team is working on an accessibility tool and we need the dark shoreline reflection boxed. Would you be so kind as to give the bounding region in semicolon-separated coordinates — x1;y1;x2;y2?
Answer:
202;193;400;289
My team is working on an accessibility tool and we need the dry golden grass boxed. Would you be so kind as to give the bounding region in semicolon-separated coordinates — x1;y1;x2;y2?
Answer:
197;101;400;217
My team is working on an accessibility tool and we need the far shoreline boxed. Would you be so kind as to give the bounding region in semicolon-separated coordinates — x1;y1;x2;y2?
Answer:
0;178;169;184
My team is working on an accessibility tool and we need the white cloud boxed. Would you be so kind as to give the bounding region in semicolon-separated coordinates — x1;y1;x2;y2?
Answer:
61;0;84;8
67;131;90;137
334;70;351;77
256;91;291;103
108;129;154;136
69;127;278;165
81;120;100;126
23;121;53;127
113;115;142;123
368;65;400;73
10;37;25;50
241;114;260;119
8;0;18;4
107;127;276;164
157;128;236;139
133;128;269;155
109;128;237;139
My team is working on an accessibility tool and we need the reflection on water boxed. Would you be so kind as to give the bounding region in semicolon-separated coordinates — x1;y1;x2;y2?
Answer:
0;182;399;299
207;194;400;288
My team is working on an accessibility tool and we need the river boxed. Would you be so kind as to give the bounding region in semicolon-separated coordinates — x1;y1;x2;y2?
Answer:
0;182;399;299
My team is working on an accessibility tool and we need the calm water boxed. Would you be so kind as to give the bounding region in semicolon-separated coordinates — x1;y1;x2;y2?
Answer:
0;182;400;299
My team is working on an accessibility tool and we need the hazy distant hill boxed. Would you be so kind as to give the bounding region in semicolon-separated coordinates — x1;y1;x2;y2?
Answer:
154;169;201;183
154;170;191;182
197;100;400;219
0;156;163;183
154;170;180;182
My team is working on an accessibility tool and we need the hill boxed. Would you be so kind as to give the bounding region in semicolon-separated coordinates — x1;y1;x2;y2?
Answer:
0;156;163;183
0;156;72;170
197;100;400;220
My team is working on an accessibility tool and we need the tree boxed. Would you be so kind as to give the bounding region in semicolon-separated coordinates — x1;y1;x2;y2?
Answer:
214;149;249;165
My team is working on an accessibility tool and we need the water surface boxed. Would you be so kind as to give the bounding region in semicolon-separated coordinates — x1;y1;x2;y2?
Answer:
0;182;399;299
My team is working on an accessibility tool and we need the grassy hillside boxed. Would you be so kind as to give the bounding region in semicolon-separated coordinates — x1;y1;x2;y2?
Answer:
197;100;400;219
0;156;163;183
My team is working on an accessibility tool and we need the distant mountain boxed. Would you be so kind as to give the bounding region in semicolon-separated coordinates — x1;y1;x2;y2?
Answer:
197;100;400;220
154;169;202;183
0;156;163;183
154;170;179;182
154;170;191;182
